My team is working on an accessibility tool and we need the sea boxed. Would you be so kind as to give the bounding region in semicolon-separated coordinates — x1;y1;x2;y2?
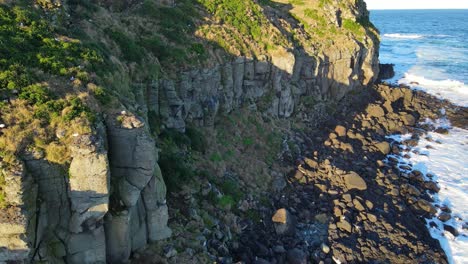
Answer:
370;10;468;264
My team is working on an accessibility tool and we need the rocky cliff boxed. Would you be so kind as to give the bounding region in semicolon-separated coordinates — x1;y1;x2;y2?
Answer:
0;0;379;263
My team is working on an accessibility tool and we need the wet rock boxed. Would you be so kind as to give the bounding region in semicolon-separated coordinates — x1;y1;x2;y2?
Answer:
417;199;437;215
443;225;459;237
438;212;451;222
343;172;367;191
378;64;395;80
424;181;440;193
434;127;449;135
254;258;270;264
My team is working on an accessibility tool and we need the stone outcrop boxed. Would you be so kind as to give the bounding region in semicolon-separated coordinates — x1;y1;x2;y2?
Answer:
105;113;171;262
0;116;169;263
148;34;378;131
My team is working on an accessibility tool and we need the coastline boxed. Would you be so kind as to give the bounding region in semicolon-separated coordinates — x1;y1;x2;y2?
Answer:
236;83;465;263
133;82;466;263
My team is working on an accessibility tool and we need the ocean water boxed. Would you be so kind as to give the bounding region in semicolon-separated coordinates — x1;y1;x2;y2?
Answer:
370;10;468;264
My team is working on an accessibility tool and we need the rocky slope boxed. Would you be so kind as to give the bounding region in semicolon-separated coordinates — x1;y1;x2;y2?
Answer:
0;0;386;263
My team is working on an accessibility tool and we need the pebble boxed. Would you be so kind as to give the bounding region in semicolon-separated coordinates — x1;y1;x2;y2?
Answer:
321;243;330;254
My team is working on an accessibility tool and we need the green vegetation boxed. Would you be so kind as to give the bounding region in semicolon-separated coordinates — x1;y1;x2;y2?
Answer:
106;28;145;62
158;127;207;192
318;0;332;8
342;19;364;36
136;0;206;65
197;0;264;40
0;4;101;201
197;0;286;55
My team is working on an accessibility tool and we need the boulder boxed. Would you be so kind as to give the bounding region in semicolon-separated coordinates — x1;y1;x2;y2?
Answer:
438;212;451;222
337;219;352;232
334;125;347;137
417;199;437;215
401;113;416;126
378;63;395;81
343;172;367;191
353;199;366;211
366;104;385;118
375;141;391;155
272;208;296;235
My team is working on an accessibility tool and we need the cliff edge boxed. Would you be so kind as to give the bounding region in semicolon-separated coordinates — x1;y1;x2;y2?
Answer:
0;0;379;263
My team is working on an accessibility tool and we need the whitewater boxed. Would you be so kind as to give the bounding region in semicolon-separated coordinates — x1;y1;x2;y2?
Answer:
371;10;468;264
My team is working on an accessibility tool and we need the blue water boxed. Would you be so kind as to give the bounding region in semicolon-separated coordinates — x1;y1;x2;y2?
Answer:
370;10;468;264
370;10;468;106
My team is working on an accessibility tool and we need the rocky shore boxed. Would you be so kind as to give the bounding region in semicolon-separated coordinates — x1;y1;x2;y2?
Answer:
233;84;467;263
131;82;467;263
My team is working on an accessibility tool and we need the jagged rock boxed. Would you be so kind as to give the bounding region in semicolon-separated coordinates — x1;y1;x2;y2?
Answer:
272;208;296;235
401;113;416;126
417;199;437;215
375;141;391;154
353;199;366;211
337;219;352;232
401;184;421;197
366;104;386;118
424;181;440;193
343;172;367;191
334;125;347;137
378;63;395;81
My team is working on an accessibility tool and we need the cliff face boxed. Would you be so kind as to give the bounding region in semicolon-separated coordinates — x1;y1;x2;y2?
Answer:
154;46;378;132
0;0;379;263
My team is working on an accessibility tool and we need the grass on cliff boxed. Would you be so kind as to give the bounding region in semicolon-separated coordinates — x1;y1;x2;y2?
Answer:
197;0;288;56
0;4;102;172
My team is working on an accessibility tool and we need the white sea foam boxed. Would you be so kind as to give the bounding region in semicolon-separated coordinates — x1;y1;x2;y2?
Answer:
383;33;424;39
398;73;468;107
391;118;468;264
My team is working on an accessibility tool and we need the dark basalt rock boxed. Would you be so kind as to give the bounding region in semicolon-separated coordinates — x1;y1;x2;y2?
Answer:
378;63;396;81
